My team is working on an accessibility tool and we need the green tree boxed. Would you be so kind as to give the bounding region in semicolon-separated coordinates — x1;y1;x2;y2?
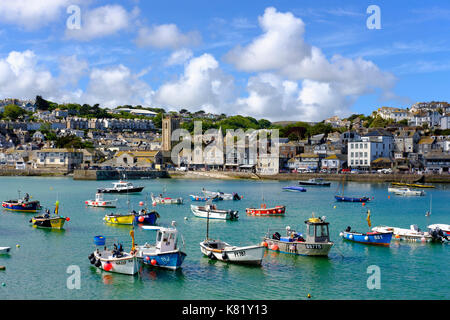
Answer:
35;95;50;111
3;104;27;120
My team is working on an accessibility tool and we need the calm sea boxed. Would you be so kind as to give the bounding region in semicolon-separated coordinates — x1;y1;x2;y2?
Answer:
0;176;448;300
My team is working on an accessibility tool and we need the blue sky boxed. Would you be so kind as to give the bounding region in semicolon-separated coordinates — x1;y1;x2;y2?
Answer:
0;0;449;121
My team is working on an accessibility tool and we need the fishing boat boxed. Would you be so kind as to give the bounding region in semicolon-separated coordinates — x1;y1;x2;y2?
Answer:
428;224;450;237
335;176;370;202
97;181;144;194
136;221;187;270
103;213;135;225
30;201;69;229
246;204;286;216
340;210;392;246
85;193;118;208
201;188;242;200
190;194;221;202
282;186;307;192
263;215;334;256
2;191;41;213
89;231;141;275
133;209;159;225
391;182;435;189
393;188;425;196
199;206;264;265
190;204;239;220
0;247;11;254
298;178;331;186
151;193;183;204
372;225;435;242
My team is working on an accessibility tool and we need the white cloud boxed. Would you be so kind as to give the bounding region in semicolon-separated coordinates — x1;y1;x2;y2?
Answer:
58;55;89;86
0;0;75;29
135;24;201;49
154;54;235;112
165;49;193;66
65;5;134;41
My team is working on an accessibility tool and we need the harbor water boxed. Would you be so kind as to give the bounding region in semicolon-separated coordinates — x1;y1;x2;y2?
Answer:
0;176;448;300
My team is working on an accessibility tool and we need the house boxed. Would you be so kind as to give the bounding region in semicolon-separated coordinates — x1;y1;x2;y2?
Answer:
114;150;163;168
408;111;441;128
417;137;437;155
440;116;450;130
424;152;450;173
394;130;420;154
321;154;347;172
348;129;394;169
35;148;84;171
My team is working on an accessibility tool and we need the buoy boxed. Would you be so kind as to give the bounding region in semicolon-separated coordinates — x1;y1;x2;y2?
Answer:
349;234;353;239
184;217;188;220
138;216;145;222
66;217;70;221
271;245;279;251
0;266;5;271
307;294;311;299
152;202;156;207
151;259;157;266
16;244;20;248
261;241;268;247
145;256;150;261
139;201;144;206
395;235;400;239
364;236;369;241
339;232;343;237
1;283;5;286
421;237;426;242
388;196;390;199
362;202;365;206
333;206;336;209
103;262;113;271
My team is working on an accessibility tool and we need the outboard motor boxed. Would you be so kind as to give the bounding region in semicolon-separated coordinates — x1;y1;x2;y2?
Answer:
345;226;351;232
272;232;281;240
233;193;241;201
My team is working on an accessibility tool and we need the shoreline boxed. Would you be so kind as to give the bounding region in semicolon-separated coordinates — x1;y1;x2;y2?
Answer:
1;169;450;183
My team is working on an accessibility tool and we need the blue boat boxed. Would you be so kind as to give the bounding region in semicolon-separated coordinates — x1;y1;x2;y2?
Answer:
335;196;370;202
137;222;187;270
340;229;392;246
190;195;221;202
133;209;159;225
2;192;41;213
283;186;307;192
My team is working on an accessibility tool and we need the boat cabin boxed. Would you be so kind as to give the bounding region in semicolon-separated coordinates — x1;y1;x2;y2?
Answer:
155;227;179;253
112;181;133;189
305;217;330;243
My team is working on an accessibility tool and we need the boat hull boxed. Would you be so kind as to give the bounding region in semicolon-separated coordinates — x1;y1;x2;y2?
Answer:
335;196;370;202
0;247;11;254
190;205;238;220
31;217;66;229
246;206;285;216
391;182;434;189
190;195;220;202
93;251;140;275
282;187;307;192
298;181;330;186
263;237;333;256
2;200;41;212
85;200;117;208
103;214;134;225
372;226;432;242
134;213;158;225
98;187;144;194
200;241;264;265
139;250;187;270
341;231;392;246
151;196;183;204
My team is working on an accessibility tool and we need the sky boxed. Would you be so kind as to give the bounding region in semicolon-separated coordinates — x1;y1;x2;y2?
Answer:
0;0;450;122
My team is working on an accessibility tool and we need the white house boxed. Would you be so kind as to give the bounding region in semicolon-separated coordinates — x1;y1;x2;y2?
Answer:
348;129;394;169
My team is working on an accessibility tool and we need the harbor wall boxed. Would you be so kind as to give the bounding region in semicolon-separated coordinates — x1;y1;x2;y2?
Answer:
73;169;169;180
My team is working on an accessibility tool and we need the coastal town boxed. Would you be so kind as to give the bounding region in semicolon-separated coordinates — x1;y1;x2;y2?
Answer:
0;96;449;178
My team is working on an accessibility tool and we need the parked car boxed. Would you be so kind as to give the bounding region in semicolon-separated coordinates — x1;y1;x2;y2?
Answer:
377;168;392;174
176;166;187;172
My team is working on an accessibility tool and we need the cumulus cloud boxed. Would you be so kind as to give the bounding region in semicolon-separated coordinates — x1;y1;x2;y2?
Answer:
66;5;135;41
0;0;75;30
224;7;398;121
154;53;235;112
135;24;201;49
165;49;193;66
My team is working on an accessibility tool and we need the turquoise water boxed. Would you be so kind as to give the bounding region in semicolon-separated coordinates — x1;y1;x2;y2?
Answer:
0;176;448;300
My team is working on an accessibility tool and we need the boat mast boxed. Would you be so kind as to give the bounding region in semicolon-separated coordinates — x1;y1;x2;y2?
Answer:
206;200;211;240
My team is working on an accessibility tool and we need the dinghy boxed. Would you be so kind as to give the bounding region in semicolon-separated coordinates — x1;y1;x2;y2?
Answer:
136;221;187;270
372;225;434;242
201;188;242;200
85;193;118;208
191;204;239;220
428;224;450;237
392;188;425;196
282;186;307;192
246;204;286;216
335;176;370;202
263;215;334;256
190;194;221;202
298;178;330;186
151;193;183;204
89;231;141;275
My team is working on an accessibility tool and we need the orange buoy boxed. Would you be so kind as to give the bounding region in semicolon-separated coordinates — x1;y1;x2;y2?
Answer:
271;244;279;251
151;259;157;266
261;241;268;247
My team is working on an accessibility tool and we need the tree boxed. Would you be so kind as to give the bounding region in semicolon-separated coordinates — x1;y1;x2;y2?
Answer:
35;95;50;111
3;105;26;120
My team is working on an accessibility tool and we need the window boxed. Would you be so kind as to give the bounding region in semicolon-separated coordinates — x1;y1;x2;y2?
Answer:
316;225;328;238
364;152;368;157
365;160;368;165
364;143;367;148
355;144;358;149
351;152;354;157
360;143;363;149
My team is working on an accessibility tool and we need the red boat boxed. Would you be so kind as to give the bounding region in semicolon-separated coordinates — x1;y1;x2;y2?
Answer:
246;204;285;216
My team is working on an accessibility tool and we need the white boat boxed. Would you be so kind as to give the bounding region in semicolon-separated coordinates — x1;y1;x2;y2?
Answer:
89;231;141;275
151;193;183;204
388;186;403;193
97;181;144;194
393;187;425;196
0;247;11;254
191;204;239;220
201;188;241;200
135;221;187;270
85;193;118;208
200;240;265;265
428;224;450;238
372;225;433;242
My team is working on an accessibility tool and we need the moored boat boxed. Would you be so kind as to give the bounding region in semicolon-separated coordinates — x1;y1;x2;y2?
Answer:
391;182;435;189
190;204;239;220
136;221;187;270
298;178;331;186
97;181;144;194
263;215;334;256
2;192;41;213
201;188;242;200
0;247;11;254
372;225;434;242
393;188;425;196
428;224;450;238
335;196;370;202
88;231;141;275
103;213;135;225
133;209;159;225
190;194;221;202
282;186;307;192
246;204;285;216
200;240;265;265
30;201;69;229
85;193;118;208
151;193;183;204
